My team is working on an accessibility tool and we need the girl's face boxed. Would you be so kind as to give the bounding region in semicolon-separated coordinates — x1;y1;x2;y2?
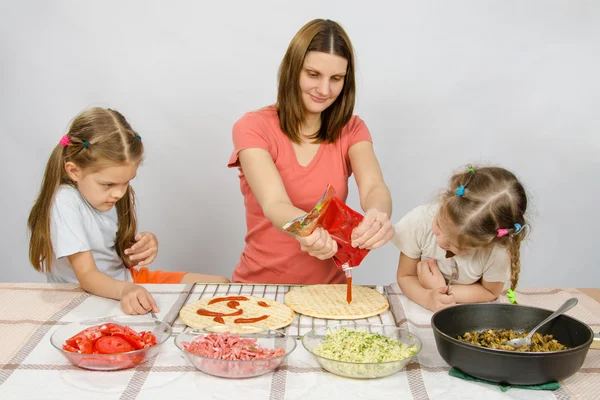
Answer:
299;51;348;118
432;212;472;256
65;162;138;212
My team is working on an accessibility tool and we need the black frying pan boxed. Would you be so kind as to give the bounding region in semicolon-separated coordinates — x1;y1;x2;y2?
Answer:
431;303;594;385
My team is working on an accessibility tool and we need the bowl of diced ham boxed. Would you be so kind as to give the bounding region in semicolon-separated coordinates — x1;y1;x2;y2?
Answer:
50;315;171;371
175;326;296;378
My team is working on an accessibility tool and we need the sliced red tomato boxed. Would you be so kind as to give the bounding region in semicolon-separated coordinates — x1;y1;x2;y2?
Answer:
112;332;144;350
63;323;158;365
66;326;103;347
122;326;143;341
75;337;94;354
141;331;157;346
99;323;124;335
62;344;79;353
95;336;135;354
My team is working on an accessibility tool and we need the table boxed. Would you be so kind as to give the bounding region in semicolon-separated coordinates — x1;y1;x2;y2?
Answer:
0;283;598;400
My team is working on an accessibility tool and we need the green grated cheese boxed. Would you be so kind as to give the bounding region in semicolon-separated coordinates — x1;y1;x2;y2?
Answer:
313;328;418;363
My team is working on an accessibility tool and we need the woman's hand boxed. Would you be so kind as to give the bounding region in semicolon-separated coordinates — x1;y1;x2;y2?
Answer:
351;208;393;249
295;227;338;260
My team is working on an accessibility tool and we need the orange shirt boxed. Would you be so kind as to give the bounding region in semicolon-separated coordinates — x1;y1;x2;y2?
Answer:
228;106;372;284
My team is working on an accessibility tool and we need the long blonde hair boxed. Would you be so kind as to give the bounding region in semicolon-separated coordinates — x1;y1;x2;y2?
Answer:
438;166;528;292
28;107;144;272
277;19;356;144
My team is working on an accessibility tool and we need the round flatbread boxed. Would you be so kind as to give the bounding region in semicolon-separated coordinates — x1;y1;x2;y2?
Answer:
284;285;389;320
179;295;295;330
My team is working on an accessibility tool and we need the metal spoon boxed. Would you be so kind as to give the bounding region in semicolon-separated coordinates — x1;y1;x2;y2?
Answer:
446;258;459;294
503;297;578;349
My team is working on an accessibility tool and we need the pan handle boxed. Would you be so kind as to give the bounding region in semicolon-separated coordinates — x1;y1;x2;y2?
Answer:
592;333;600;350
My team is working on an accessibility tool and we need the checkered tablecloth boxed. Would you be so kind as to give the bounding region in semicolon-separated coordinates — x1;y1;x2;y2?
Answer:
0;283;598;400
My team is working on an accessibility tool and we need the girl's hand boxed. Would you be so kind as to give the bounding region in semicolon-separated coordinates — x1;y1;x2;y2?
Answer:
351;208;393;250
125;232;158;267
296;227;338;260
426;286;456;312
417;259;446;289
120;283;159;315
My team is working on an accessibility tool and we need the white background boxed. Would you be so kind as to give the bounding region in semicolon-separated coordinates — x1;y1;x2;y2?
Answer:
1;1;598;287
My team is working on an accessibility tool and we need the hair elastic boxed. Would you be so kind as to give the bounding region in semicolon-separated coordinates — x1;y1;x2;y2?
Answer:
135;134;141;140
507;289;517;304
455;165;475;197
82;141;90;148
497;228;509;238
59;135;70;147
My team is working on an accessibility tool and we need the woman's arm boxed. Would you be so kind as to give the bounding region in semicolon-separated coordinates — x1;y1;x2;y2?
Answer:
238;148;307;230
349;142;392;216
238;148;337;259
348;142;393;249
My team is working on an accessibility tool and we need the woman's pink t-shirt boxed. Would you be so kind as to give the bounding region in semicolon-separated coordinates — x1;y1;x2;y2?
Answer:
228;106;372;284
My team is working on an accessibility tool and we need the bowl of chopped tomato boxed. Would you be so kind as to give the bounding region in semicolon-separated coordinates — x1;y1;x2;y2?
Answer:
50;315;172;371
174;326;296;378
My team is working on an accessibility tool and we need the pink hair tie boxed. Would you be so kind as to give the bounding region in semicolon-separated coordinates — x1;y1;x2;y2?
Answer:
59;135;71;147
497;228;509;238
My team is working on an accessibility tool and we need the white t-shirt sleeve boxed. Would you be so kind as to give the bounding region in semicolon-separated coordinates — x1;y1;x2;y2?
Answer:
391;205;428;259
50;187;92;259
481;245;511;283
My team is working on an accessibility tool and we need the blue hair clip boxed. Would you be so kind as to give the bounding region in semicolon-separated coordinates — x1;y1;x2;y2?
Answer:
135;134;142;140
82;141;90;148
514;223;523;233
455;185;465;196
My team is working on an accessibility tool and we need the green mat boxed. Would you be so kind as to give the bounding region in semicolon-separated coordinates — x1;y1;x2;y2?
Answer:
449;368;560;392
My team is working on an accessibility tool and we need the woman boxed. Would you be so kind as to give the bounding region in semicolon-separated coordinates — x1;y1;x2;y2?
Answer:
228;19;393;284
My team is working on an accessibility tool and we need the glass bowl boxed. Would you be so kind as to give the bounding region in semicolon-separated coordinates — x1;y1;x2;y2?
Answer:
302;323;422;379
50;315;172;371
174;326;296;378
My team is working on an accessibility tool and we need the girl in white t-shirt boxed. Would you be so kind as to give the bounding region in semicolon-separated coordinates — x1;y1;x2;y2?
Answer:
393;165;528;312
28;107;228;315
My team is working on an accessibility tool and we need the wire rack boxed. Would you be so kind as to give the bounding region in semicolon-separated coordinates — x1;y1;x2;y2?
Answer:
171;283;398;338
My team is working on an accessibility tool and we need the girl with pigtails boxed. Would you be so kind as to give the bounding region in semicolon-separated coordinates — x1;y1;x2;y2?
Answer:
28;107;228;315
393;165;528;312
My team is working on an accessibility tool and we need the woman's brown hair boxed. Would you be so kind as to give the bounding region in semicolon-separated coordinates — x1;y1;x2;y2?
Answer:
277;18;356;144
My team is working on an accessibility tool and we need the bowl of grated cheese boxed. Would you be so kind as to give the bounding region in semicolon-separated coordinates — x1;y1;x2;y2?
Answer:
302;323;421;379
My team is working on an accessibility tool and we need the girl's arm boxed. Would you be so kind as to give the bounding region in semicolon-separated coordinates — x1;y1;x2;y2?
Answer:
449;280;504;303
348;142;393;249
68;251;158;314
397;252;456;312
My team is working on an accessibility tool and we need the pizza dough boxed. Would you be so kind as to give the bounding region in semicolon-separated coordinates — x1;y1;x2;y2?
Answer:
284;285;389;320
179;295;295;330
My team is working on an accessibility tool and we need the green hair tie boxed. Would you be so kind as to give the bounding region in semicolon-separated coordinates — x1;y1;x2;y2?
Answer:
507;289;517;304
468;166;475;173
135;134;142;140
82;141;90;148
